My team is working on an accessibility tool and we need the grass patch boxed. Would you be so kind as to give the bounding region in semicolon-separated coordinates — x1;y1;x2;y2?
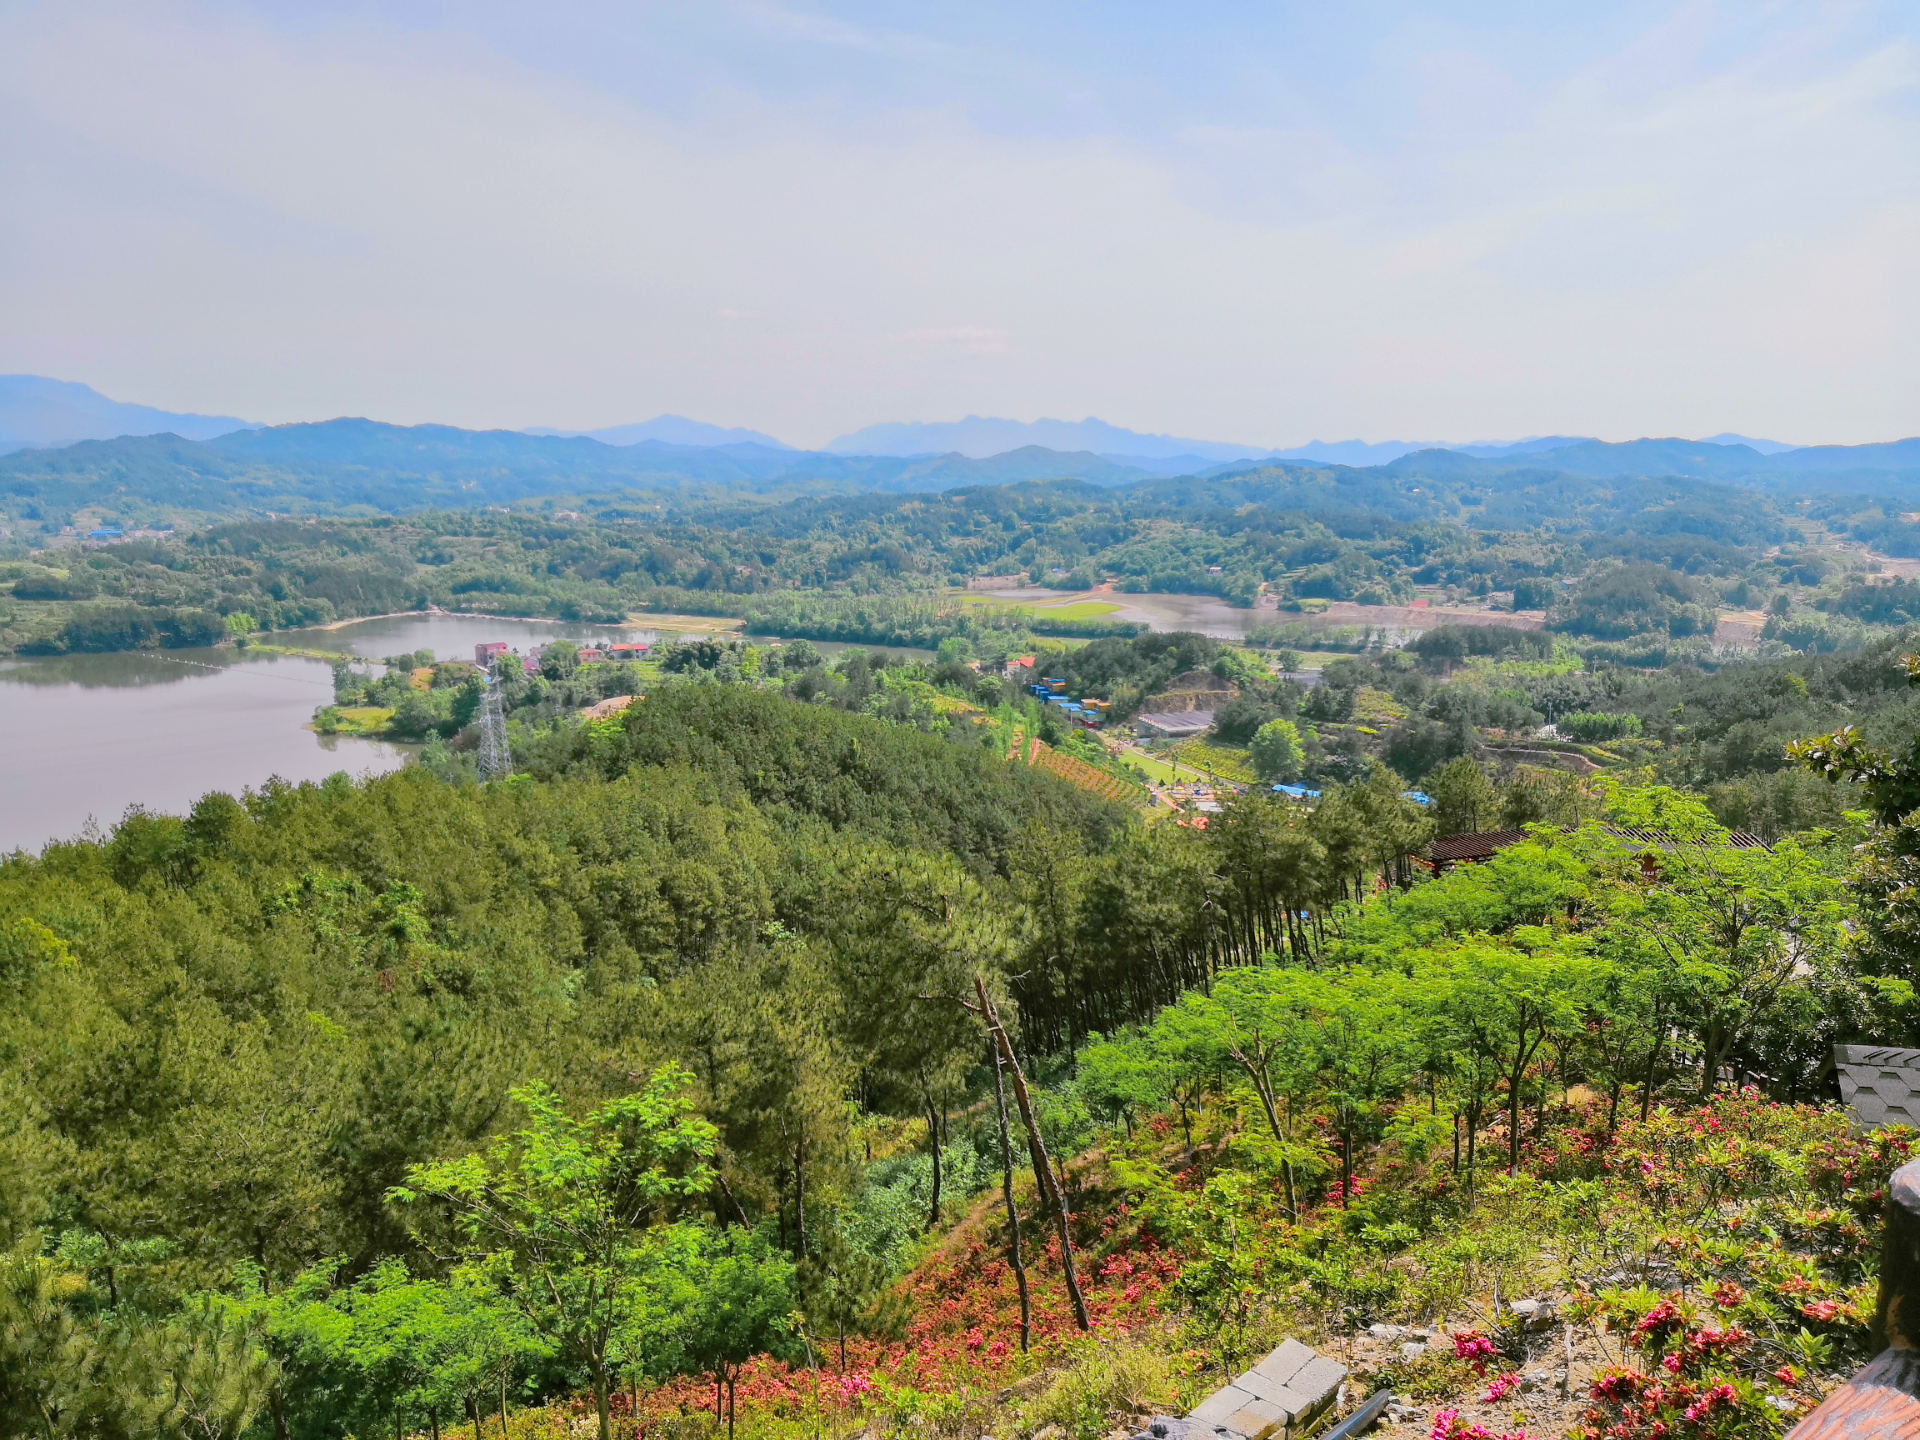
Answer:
240;642;361;663
1165;739;1259;785
1022;1339;1178;1440
314;706;395;736
1030;601;1122;621
1123;749;1184;785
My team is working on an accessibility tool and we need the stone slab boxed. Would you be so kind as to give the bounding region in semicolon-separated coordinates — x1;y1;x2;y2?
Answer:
1293;1356;1346;1403
1223;1405;1284;1440
1250;1340;1316;1388
1187;1342;1347;1440
1190;1387;1258;1427
1229;1371;1300;1413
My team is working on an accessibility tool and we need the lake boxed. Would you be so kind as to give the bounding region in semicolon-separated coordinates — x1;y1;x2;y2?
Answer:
0;612;938;855
0;648;413;856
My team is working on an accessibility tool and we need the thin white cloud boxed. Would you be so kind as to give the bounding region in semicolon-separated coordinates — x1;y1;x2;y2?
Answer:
0;2;1914;446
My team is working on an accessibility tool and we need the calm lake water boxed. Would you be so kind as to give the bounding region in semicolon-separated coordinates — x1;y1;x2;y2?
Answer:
0;648;413;856
0;612;938;855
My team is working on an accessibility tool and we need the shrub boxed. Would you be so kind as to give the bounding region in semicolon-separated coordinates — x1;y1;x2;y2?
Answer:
1249;719;1304;782
1559;711;1643;742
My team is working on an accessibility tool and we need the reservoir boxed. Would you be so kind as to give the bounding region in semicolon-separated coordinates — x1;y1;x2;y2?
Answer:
0;612;931;855
0;647;413;856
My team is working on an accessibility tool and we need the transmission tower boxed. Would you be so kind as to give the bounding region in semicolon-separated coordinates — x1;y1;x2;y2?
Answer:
476;665;511;781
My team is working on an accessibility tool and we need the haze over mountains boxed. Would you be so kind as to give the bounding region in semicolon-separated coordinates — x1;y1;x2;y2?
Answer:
0;375;1819;476
524;417;794;450
6;375;1917;537
0;375;255;450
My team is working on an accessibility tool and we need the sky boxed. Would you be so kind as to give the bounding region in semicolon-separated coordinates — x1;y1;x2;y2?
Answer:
1;1;1917;449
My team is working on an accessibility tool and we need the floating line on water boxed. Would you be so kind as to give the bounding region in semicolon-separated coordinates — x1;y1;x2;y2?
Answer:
130;653;337;687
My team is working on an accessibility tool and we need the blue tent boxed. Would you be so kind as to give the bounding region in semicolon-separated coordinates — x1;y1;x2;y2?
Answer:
1271;783;1322;800
1403;791;1433;806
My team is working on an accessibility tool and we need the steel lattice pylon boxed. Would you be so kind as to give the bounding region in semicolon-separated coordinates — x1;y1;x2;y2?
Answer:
476;669;511;781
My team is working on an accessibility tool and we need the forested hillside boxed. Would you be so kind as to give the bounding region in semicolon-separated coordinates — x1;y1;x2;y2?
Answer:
7;465;1920;658
7;677;1919;1439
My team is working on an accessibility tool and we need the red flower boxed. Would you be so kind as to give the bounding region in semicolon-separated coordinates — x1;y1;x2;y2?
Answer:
1454;1329;1499;1375
1481;1372;1521;1404
1682;1383;1735;1423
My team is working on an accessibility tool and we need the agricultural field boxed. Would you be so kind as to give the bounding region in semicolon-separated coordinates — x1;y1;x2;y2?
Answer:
1162;739;1260;785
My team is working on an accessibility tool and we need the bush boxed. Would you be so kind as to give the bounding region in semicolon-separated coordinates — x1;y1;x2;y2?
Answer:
1213;697;1283;745
1559;711;1643;742
11;573;99;600
1383;717;1473;781
1409;625;1553;665
1249;719;1304;782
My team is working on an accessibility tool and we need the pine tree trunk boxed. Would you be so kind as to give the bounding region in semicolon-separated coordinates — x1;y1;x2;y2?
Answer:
925;1090;943;1228
975;979;1091;1331
991;1040;1033;1352
794;1135;807;1259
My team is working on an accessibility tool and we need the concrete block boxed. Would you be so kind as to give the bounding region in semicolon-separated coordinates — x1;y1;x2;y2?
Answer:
1288;1357;1347;1409
1189;1387;1258;1426
1189;1342;1345;1440
1229;1371;1306;1413
1222;1403;1284;1440
1250;1340;1316;1388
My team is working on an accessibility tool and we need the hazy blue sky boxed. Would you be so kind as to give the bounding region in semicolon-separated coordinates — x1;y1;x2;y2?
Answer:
2;1;1916;447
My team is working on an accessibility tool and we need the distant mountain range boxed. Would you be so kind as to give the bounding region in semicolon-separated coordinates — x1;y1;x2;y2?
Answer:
0;374;1815;473
0;375;254;451
4;414;1920;531
6;376;1916;532
525;416;794;450
824;415;1274;463
817;419;1802;468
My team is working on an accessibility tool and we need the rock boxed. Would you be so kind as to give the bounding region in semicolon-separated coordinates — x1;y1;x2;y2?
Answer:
1368;1323;1408;1340
1400;1341;1429;1360
1509;1297;1558;1330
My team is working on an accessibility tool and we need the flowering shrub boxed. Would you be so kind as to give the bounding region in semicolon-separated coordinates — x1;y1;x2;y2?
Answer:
1453;1330;1499;1376
1429;1409;1536;1440
1575;1287;1800;1438
584;1087;1900;1440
